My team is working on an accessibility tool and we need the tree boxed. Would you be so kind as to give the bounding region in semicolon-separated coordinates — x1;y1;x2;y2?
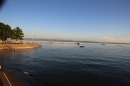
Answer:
0;22;24;41
0;22;5;40
11;29;16;39
12;27;24;40
0;22;12;41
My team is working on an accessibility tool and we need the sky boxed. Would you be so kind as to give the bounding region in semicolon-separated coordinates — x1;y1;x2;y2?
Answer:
0;0;130;43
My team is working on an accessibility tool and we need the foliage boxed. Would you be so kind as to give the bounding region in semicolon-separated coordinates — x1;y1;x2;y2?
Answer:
12;27;24;40
0;22;24;41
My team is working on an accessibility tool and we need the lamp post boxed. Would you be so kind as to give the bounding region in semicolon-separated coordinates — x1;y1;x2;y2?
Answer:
31;29;34;43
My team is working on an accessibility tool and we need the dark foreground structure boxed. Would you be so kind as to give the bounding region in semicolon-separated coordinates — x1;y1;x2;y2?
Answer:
0;69;30;86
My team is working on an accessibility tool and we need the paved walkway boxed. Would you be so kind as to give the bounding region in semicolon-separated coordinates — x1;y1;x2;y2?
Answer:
0;70;30;86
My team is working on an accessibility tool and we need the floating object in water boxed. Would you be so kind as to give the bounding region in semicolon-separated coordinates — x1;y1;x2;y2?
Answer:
0;65;1;69
77;42;82;45
23;71;35;76
80;46;85;48
101;44;106;46
13;48;16;51
11;68;35;76
23;71;29;75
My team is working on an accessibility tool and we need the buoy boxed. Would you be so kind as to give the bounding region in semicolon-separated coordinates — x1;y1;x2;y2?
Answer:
13;48;16;51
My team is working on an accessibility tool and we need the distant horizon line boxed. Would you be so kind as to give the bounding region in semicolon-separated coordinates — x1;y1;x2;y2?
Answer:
24;38;130;44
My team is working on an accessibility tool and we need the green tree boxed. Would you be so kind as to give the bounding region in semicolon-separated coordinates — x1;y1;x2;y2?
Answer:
0;22;5;40
0;22;12;40
0;22;24;41
11;29;16;39
12;27;24;40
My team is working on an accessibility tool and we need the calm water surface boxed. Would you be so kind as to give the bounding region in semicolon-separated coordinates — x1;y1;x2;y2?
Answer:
0;43;130;86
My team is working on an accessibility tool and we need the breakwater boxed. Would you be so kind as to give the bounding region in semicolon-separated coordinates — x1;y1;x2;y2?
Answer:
0;44;41;50
24;40;78;45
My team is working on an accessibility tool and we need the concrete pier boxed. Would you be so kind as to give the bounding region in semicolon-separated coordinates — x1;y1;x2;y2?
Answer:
25;41;78;45
0;44;41;50
0;70;30;86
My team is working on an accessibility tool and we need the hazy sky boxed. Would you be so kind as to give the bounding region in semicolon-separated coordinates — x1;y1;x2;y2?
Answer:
0;0;130;43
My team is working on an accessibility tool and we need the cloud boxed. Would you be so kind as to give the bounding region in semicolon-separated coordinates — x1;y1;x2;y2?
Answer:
103;36;115;41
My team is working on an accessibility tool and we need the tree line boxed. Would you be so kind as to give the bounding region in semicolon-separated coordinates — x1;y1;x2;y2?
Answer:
0;22;24;41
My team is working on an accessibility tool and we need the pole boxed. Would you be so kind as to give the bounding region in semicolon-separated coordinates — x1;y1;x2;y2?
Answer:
31;29;34;43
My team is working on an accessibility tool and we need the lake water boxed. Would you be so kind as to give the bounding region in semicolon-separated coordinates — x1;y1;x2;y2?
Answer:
0;43;130;86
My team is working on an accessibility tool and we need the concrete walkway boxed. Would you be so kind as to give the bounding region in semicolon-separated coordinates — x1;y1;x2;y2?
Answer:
0;70;30;86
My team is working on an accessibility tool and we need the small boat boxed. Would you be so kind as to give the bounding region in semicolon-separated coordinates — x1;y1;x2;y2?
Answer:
80;46;85;48
101;43;106;46
77;42;82;45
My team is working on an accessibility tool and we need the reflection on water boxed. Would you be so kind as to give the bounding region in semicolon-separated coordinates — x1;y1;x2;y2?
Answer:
0;43;130;86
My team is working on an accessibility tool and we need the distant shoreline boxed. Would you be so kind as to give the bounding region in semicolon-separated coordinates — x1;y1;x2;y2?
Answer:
24;38;130;45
